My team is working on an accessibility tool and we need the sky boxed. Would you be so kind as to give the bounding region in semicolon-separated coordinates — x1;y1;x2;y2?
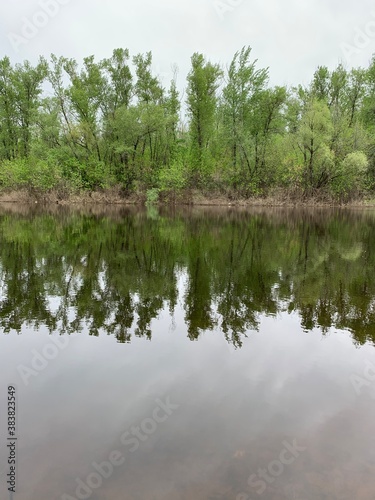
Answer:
1;0;375;92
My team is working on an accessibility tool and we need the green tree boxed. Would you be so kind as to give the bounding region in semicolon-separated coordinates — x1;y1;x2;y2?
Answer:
186;53;223;180
220;47;268;184
296;99;334;191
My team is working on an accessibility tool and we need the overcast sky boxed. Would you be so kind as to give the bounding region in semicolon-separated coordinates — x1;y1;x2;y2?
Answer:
1;0;375;92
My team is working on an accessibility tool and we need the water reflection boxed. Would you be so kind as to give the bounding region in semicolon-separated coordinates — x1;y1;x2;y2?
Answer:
0;206;374;347
1;206;375;500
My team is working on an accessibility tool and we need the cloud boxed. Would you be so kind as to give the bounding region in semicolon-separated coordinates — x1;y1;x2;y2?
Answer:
0;0;375;91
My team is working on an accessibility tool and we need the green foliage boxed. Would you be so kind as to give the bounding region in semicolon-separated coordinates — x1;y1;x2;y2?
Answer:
293;99;334;191
159;161;188;191
78;159;112;190
186;53;223;180
219;46;270;189
0;158;29;188
331;151;368;197
2;49;375;200
146;188;160;205
29;159;62;190
0;157;62;190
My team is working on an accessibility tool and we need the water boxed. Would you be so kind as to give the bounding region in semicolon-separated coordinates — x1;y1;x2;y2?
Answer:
0;205;374;500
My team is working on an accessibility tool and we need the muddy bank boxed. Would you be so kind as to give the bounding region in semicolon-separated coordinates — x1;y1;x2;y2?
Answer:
0;187;375;208
0;187;140;205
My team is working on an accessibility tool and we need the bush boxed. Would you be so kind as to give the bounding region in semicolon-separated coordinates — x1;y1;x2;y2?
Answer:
159;161;188;192
30;159;62;190
146;188;160;205
0;157;62;191
0;159;29;188
331;151;368;198
78;159;113;190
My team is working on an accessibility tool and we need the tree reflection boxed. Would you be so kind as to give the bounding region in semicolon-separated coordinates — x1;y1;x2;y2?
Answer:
0;207;374;347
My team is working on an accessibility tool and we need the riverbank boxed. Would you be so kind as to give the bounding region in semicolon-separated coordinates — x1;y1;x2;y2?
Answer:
0;187;375;208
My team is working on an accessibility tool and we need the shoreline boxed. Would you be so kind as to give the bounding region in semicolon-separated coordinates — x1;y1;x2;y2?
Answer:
0;188;375;208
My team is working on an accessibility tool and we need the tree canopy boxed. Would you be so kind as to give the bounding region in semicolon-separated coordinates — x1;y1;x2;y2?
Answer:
1;48;375;200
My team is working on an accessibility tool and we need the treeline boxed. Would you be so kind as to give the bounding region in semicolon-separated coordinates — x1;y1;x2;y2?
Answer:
1;47;375;199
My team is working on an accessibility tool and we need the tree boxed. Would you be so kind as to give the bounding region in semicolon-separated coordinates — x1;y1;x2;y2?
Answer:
311;66;330;102
345;68;367;128
221;47;268;176
186;53;223;178
0;57;47;160
133;52;163;105
296;99;333;191
102;48;133;115
250;86;287;182
63;55;106;163
0;57;18;160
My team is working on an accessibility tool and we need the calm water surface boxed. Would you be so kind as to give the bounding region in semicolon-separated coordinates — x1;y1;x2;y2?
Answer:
0;206;375;500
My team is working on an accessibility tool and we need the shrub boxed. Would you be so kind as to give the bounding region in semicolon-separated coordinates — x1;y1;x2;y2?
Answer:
146;188;160;205
0;159;29;188
331;151;368;198
159;161;188;192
